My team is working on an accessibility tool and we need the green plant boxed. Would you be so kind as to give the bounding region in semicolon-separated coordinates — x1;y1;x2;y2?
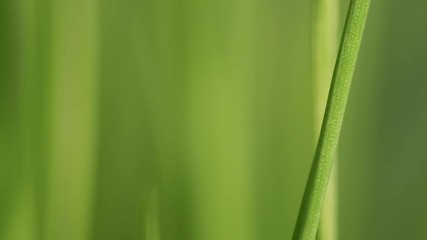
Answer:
292;0;371;239
311;0;338;239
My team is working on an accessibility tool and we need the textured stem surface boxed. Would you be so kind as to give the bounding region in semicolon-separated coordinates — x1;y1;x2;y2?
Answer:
293;0;371;239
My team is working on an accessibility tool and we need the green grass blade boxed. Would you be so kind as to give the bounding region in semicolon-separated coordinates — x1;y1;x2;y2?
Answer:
293;0;371;239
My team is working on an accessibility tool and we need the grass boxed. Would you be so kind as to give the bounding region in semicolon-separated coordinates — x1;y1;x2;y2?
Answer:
8;0;427;240
311;0;339;239
46;0;98;239
292;0;371;239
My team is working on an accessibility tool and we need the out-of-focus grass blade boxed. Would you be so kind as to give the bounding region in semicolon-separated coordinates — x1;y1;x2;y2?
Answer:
46;0;98;239
311;0;339;239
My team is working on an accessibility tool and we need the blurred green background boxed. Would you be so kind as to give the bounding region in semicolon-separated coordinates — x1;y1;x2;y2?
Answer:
1;0;426;239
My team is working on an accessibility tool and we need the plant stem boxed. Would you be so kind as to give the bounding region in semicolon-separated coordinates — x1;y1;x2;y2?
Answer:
293;0;371;239
311;0;339;239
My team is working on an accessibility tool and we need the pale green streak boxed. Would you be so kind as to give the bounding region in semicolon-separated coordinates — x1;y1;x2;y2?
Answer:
311;0;339;239
145;189;161;240
46;0;98;239
293;0;371;239
188;1;256;239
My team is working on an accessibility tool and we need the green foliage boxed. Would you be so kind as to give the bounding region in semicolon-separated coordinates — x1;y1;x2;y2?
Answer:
4;0;427;240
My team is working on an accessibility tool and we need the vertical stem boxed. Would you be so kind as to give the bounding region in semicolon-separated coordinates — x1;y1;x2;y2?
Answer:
311;0;338;239
293;0;371;239
46;0;98;239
